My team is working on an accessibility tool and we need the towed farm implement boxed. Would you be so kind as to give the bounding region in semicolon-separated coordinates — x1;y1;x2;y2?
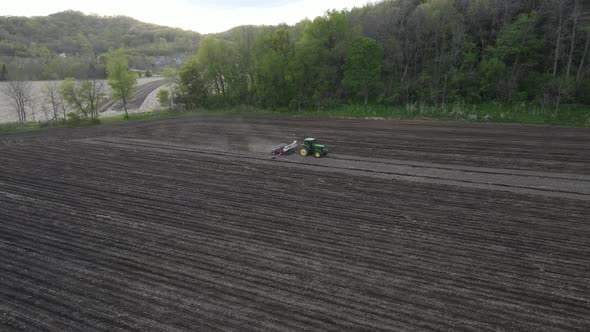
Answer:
271;141;298;155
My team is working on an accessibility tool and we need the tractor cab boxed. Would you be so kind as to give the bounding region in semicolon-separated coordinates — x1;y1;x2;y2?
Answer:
300;137;328;158
303;138;316;149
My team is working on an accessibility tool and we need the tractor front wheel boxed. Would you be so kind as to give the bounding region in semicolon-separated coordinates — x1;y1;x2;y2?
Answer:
314;151;322;158
300;148;309;156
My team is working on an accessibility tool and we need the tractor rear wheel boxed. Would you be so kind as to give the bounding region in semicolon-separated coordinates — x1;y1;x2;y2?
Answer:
300;148;308;156
314;151;322;158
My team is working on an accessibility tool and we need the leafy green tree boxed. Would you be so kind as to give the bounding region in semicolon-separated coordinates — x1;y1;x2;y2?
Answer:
196;37;233;97
235;26;258;105
157;89;171;109
59;77;106;119
254;27;295;108
482;11;544;102
343;37;384;104
106;48;137;118
161;67;179;109
76;32;94;59
176;58;209;109
162;67;177;81
479;57;508;99
293;11;350;110
43;56;69;80
194;36;253;106
417;0;466;104
60;78;86;117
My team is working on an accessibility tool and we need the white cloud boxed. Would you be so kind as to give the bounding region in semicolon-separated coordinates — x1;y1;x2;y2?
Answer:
3;0;373;34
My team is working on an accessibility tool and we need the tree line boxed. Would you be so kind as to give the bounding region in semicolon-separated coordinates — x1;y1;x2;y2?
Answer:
172;0;590;111
1;48;136;123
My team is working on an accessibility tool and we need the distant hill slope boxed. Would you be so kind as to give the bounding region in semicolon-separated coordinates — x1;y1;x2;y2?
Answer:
0;11;200;58
0;11;201;79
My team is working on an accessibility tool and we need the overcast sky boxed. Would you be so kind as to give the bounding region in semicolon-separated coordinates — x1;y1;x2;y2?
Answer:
3;0;374;34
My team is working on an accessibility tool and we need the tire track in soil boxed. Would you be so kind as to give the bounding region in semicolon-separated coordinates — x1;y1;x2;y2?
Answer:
2;115;590;175
1;116;589;331
1;195;588;330
79;137;590;201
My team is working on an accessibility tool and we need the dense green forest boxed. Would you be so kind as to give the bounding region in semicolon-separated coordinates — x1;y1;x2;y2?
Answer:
175;0;590;110
2;0;590;111
0;11;200;79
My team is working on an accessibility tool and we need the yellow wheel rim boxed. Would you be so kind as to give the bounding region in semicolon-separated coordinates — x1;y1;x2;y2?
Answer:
300;149;308;156
314;152;321;158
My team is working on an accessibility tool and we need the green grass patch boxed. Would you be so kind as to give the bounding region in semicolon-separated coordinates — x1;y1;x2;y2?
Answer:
2;103;589;136
0;122;40;135
0;118;102;135
166;103;590;127
100;110;204;124
195;103;590;126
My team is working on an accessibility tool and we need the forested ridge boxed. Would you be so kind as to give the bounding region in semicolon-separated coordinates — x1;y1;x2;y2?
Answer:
176;0;590;110
2;0;590;111
0;11;200;79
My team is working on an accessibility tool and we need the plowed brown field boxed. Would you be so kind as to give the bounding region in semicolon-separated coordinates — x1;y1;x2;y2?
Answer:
1;115;589;331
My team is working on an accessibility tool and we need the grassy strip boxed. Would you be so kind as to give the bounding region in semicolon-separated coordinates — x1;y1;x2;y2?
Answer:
325;103;590;126
207;103;590;126
0;118;101;135
99;110;204;124
2;103;589;136
166;103;590;126
0;122;39;135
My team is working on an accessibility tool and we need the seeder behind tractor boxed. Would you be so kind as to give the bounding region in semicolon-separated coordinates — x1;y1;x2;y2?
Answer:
271;141;298;155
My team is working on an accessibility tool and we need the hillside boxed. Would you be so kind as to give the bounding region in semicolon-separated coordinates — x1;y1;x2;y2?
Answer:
0;11;201;79
175;0;590;111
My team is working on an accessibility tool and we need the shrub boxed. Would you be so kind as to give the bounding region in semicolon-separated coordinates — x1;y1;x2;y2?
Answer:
157;89;170;108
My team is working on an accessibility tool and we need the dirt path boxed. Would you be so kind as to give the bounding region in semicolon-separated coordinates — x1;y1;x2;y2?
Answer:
0;78;163;124
0;116;589;331
98;79;166;114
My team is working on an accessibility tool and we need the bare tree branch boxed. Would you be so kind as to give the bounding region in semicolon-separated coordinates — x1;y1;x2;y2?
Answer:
1;79;33;123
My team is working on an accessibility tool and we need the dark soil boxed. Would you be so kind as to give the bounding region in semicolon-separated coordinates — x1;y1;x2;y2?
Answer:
1;115;589;331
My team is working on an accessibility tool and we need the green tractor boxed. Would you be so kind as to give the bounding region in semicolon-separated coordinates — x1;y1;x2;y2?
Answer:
300;138;328;158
